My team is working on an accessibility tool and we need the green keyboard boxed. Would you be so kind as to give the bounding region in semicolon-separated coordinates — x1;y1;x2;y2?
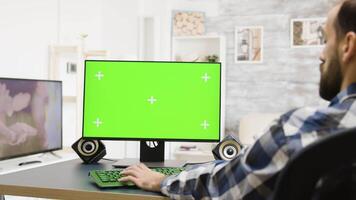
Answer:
89;167;184;188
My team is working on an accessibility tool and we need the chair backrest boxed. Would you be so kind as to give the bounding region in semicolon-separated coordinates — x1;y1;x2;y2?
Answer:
271;127;356;200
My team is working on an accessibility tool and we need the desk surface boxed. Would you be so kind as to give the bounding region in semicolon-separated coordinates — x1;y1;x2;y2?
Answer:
0;159;167;200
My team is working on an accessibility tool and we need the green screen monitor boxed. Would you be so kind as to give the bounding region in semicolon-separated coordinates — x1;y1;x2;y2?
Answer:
82;60;221;166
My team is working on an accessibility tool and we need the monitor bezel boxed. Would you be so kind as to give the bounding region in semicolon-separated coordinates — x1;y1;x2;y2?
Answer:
0;77;63;161
82;60;221;142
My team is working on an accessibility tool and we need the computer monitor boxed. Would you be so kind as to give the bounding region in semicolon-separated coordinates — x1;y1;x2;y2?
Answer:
0;78;62;162
83;60;221;166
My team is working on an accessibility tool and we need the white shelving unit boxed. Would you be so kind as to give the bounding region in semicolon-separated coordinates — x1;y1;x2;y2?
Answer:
169;34;226;160
171;35;225;63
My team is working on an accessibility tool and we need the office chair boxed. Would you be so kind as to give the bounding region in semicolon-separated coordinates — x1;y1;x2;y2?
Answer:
271;127;356;200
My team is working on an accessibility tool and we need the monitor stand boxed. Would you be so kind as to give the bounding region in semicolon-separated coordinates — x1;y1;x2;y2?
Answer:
112;141;186;168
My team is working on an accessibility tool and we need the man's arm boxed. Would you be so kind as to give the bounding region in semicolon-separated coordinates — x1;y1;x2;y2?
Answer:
160;117;292;199
120;113;294;199
121;127;289;199
119;105;343;199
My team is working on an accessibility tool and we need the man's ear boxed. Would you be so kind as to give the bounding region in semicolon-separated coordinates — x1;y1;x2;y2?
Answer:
342;32;356;63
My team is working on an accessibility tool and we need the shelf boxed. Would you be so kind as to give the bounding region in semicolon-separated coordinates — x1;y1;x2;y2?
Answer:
171;34;225;62
172;34;221;40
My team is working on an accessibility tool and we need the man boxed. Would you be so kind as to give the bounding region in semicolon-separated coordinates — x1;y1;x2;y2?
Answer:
119;0;356;199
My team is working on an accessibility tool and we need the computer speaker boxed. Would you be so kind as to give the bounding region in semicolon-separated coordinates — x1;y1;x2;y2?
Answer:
72;138;106;164
212;134;244;161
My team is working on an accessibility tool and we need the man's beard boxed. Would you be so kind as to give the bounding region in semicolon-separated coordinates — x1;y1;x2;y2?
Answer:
319;53;343;101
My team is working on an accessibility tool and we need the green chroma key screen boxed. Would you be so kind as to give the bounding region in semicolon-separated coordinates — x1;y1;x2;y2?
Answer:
83;60;221;141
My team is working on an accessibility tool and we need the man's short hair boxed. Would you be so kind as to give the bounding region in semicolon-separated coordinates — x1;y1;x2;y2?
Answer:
335;0;356;39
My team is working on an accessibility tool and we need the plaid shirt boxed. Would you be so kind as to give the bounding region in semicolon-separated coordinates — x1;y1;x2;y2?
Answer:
160;83;356;200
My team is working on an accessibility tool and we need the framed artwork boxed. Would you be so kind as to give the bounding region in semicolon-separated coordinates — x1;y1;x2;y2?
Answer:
235;26;263;63
291;18;326;48
172;11;205;37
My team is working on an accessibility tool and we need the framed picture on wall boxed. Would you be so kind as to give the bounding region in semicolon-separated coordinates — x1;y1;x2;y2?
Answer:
291;18;326;48
235;26;263;63
172;11;205;37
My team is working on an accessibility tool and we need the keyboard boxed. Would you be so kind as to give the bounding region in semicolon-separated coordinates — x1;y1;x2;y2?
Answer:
89;167;184;188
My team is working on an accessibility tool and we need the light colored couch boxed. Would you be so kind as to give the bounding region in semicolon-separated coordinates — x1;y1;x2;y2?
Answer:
238;113;280;145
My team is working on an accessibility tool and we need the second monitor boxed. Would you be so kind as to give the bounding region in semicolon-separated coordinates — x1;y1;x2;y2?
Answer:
83;60;221;166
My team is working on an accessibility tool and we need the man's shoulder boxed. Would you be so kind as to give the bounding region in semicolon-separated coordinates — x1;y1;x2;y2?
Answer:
281;106;319;120
279;101;356;137
281;101;355;123
278;106;323;127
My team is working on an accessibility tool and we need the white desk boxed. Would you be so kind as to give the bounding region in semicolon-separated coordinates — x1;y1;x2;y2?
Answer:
0;148;77;175
0;159;166;200
0;148;77;200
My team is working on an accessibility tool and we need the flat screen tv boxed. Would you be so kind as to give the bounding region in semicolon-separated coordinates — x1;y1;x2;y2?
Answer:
0;78;62;161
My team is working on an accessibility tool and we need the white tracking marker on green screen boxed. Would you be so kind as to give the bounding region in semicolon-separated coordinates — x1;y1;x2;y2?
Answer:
93;118;103;128
201;120;210;129
147;96;157;104
95;71;104;80
201;73;210;82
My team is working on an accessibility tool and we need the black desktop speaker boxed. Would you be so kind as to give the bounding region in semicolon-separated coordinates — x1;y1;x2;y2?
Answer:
72;138;106;164
212;134;244;161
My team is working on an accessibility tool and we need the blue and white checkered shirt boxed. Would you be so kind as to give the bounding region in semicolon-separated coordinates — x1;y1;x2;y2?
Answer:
160;83;356;200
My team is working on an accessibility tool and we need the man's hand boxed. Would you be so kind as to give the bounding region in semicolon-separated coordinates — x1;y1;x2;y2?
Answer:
119;163;166;192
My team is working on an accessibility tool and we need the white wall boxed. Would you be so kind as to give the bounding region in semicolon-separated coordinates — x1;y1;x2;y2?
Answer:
0;0;221;161
0;0;104;149
0;0;142;159
171;0;219;17
0;0;57;79
102;0;139;60
206;0;335;133
59;0;103;49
